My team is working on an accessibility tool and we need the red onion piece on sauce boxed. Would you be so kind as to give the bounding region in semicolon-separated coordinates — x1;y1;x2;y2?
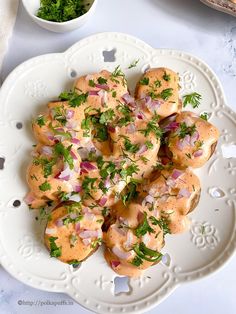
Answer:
99;197;107;206
111;260;121;268
79;230;98;239
172;169;183;180
71;138;80;145
89;90;99;96
137;144;148;155
194;149;203;157
177;188;191;199
80;161;97;171
95;83;109;91
70;150;77;160
112;246;131;260
66;110;74;119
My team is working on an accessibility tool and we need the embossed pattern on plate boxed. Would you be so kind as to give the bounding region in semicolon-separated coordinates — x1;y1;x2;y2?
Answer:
0;33;235;314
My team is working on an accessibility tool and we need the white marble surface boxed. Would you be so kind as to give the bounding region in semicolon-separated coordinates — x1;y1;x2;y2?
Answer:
0;0;236;313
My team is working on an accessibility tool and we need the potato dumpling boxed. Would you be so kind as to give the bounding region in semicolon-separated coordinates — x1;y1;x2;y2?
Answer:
74;70;128;114
166;111;219;168
104;202;164;277
44;202;104;263
135;68;180;120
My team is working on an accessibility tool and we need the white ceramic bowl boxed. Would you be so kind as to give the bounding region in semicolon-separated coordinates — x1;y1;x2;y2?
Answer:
22;0;97;33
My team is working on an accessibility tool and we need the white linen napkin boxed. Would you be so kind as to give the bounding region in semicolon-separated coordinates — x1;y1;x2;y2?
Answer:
0;0;19;78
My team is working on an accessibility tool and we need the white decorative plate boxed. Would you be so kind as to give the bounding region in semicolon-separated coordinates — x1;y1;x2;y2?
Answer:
0;33;235;314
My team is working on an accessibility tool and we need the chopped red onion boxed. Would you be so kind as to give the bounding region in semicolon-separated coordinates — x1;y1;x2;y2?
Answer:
122;93;135;106
190;131;199;146
70;150;77;160
71;138;80;145
55;218;63;227
137;144;148;155
58;165;73;181
66;120;78;130
85;213;95;221
79;230;98;239
89;90;99;96
113;224;127;236
172;169;183;180
163;122;179;132
177;188;191;199
108;125;116;133
24;192;35;205
104;178;111;189
193;149;203;157
80;161;97;171
66;110;74;119
55;127;64;133
99;197;107;206
137;112;144;120
124;231;133;249
75;222;80;232
95;83;109;91
68;194;81;202
41;146;53;156
166;177;176;188
112;246;132;260
127;123;136;134
74;185;82;193
142;194;154;206
111;260;121;268
82;238;91;246
98;90;108;106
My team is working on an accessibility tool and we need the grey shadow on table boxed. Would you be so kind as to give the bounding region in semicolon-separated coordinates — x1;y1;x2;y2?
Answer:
148;0;234;33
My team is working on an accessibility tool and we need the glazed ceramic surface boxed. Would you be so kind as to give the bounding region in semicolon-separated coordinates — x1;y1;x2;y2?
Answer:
0;33;235;314
22;0;97;33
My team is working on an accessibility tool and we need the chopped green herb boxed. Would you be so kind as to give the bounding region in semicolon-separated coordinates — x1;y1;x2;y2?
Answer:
185;153;192;159
54;142;74;169
89;79;95;87
39;181;51;192
158;88;173;100
59;90;88;108
91;237;102;249
112;91;117;98
123;137;139;154
163;72;171;81
68;259;81;267
183;92;202;109
111;66;127;86
36;115;45;127
37;0;86;23
178;122;196;139
139;77;149;85
139;116;163;139
150;216;170;235
99;109;115;125
133;242;162;262
145;141;153;149
154;80;162;88
49;236;61;258
82;177;97;195
200;112;208;121
97;77;107;85
131;255;143;266
121;180;139;205
128;59;139;69
50;106;67;125
135;213;154;237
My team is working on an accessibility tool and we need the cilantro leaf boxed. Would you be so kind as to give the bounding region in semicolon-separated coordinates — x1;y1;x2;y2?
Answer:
135;213;154;237
183;92;202;109
39;181;51;191
49;236;62;258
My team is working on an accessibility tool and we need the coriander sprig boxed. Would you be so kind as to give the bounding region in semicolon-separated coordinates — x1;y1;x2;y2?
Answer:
183;92;202;109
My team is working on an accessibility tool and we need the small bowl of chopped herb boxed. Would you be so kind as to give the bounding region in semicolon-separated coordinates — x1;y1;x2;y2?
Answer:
22;0;97;33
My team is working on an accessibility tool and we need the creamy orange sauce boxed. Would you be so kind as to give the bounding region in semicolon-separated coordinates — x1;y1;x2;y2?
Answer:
168;111;219;168
25;67;219;277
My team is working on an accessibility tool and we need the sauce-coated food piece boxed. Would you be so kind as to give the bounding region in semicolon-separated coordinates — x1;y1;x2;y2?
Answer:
166;111;219;168
135;68;180;120
104;202;164;277
44;202;104;263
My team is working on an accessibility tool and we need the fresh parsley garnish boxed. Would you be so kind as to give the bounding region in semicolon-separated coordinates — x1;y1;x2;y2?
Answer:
123;137;139;154
54;142;74;169
150;216;170;235
178;122;196;139
99;109;115;125
139;116;163;139
133;242;162;263
39;181;51;191
200;112;208;121
89;79;95;87
139;77;149;85
163;72;171;81
97;77;107;85
37;0;86;23
131;255;143;266
59;90;88;108
183;92;202;109
111;65;127;86
158;88;173;100
36;115;45;127
49;237;62;258
128;59;139;69
135;213;154;237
